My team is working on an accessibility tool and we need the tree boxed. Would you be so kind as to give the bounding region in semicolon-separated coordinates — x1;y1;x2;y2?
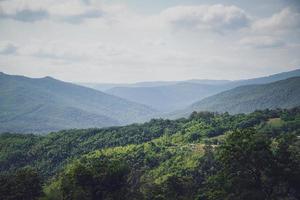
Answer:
203;129;300;200
59;156;130;200
0;167;43;200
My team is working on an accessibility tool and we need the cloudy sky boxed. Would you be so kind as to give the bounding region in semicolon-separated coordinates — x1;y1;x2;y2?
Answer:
0;0;299;83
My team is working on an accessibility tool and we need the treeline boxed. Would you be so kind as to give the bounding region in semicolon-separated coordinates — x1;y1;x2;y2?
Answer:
42;129;300;200
0;107;299;199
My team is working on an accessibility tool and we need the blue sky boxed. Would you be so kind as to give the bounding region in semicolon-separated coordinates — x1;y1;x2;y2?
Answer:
0;0;299;83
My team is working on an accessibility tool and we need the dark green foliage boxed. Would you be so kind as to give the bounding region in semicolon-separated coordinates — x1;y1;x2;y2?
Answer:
0;167;43;200
0;108;299;200
59;156;130;200
202;129;300;200
0;119;182;178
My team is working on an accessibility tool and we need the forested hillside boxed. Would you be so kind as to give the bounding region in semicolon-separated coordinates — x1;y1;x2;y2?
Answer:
0;73;157;133
1;107;299;200
1;0;299;199
101;69;300;112
175;77;300;117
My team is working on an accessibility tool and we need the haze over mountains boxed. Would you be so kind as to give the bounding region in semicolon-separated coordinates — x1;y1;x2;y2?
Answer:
80;69;300;112
0;73;156;133
1;69;299;133
79;79;230;91
107;82;226;112
173;77;300;118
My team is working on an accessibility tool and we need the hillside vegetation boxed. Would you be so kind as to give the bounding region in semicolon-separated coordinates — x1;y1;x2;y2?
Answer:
0;73;157;133
175;77;300;117
1;107;299;200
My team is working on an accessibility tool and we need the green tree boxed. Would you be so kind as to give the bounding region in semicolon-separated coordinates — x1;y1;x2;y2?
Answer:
59;156;130;200
203;129;300;200
0;167;43;200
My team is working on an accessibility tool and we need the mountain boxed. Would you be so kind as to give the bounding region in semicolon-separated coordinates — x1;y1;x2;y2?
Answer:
0;73;157;133
174;77;300;117
76;83;125;91
78;79;230;91
106;82;228;112
98;69;300;112
2;69;298;133
230;68;300;86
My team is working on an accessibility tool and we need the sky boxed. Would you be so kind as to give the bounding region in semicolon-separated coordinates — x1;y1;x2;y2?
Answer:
0;0;300;83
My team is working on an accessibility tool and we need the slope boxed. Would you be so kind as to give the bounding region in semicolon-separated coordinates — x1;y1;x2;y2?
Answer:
177;77;300;116
230;68;300;86
1;108;299;200
0;73;157;133
104;69;300;112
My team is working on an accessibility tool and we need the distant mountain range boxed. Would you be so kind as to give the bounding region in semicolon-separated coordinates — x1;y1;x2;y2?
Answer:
80;69;300;112
173;77;300;118
0;73;157;133
78;79;230;91
1;68;299;133
107;82;231;112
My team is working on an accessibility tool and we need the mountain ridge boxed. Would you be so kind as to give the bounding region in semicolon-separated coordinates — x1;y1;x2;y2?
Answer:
0;72;157;133
172;76;300;118
104;68;300;112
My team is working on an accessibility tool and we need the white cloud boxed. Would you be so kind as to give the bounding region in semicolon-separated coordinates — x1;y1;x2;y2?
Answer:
0;0;124;23
252;7;300;33
0;1;299;82
239;36;285;49
160;4;250;32
11;40;141;66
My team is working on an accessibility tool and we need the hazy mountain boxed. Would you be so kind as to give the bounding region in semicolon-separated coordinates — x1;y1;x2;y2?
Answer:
173;77;300;117
102;69;300;112
0;73;157;133
79;79;232;112
228;68;300;87
77;83;125;91
185;79;231;85
2;69;298;133
106;82;229;112
78;79;230;91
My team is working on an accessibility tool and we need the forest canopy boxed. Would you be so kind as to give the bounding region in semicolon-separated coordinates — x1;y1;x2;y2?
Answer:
0;107;299;200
